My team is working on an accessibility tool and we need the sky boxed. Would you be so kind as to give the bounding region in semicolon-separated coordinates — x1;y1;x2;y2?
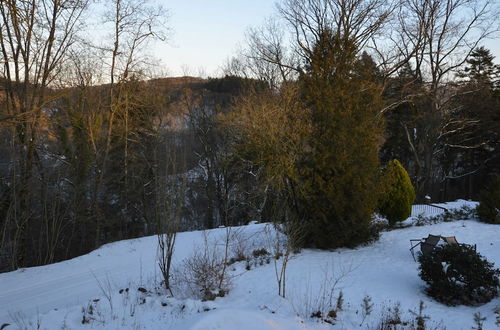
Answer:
155;0;276;77
153;0;500;77
92;0;500;78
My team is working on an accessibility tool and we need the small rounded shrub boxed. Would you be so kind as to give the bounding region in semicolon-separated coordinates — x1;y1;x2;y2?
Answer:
477;175;500;224
378;159;416;225
418;244;500;306
252;248;269;258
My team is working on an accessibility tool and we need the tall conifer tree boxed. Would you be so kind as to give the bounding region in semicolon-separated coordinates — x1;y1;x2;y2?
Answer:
297;30;385;248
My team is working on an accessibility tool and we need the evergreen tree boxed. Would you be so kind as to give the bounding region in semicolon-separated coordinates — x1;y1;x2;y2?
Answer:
378;159;416;225
297;30;385;248
458;47;500;88
477;175;500;224
442;47;500;199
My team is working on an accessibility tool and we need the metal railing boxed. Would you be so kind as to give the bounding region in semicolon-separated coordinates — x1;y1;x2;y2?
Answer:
411;204;448;217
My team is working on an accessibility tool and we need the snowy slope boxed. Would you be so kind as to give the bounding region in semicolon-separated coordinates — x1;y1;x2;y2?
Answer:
1;200;499;329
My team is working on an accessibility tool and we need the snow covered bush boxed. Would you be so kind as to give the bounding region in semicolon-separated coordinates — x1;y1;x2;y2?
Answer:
477;175;500;224
230;229;249;262
418;244;500;306
439;205;477;222
378;159;415;225
244;248;271;269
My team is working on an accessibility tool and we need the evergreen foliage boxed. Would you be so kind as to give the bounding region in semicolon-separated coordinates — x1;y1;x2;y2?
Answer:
418;244;500;306
297;30;384;248
226;30;384;250
458;46;500;88
438;46;500;201
378;159;416;225
477;175;500;224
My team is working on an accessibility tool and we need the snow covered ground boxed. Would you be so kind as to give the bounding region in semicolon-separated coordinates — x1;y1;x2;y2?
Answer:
1;200;499;329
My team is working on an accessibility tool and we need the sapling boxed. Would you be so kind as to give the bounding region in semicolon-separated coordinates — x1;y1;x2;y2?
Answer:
409;301;429;330
472;312;486;330
156;144;186;295
336;290;344;311
266;221;303;298
360;295;373;326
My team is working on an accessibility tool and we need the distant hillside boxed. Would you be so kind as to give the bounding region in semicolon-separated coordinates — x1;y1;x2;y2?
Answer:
148;76;207;92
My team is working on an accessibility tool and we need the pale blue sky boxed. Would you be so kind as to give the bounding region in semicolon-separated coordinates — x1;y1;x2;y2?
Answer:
156;0;500;77
92;1;499;77
156;0;276;76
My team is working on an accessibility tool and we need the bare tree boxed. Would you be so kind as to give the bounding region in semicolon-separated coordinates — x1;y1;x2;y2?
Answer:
278;0;394;61
184;88;250;230
227;0;397;90
156;136;186;295
0;0;172;271
92;0;169;247
0;0;89;268
243;18;300;88
394;0;500;198
103;0;169;85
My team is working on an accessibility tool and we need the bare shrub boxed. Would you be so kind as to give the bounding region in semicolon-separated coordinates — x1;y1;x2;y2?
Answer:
81;302;96;324
375;302;406;329
370;301;445;330
229;228;249;262
176;232;231;300
8;312;30;330
244;248;271;269
91;272;115;318
291;261;353;323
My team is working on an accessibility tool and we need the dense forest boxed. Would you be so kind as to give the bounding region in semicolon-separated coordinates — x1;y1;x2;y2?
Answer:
0;0;499;272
